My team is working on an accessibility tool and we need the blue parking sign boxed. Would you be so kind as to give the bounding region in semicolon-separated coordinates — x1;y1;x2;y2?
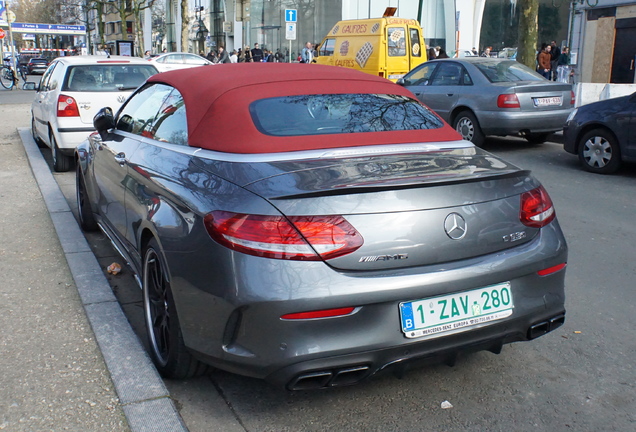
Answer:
285;9;297;23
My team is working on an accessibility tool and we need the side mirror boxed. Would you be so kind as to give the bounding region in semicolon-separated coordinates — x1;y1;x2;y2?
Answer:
22;82;37;91
396;78;405;86
93;107;115;140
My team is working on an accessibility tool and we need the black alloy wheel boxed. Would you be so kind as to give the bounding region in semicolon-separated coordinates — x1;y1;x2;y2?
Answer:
76;164;98;231
142;238;209;379
578;128;621;174
453;110;485;147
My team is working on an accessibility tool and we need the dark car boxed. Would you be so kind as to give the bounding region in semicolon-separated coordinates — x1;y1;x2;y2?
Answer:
563;92;636;174
76;63;567;390
398;58;574;146
26;57;49;75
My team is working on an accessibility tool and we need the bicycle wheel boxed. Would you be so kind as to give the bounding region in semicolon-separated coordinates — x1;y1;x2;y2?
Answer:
0;67;15;89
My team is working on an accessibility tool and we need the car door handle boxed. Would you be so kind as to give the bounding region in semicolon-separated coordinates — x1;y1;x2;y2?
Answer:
114;152;127;166
446;94;454;97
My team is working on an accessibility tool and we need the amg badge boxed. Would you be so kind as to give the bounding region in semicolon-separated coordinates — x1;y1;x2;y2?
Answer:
359;254;408;263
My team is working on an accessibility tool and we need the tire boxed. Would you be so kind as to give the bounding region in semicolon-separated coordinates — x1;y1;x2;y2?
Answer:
76;164;98;231
50;131;73;172
453;110;485;147
31;116;46;148
143;238;209;379
525;132;550;144
0;67;14;89
577;128;621;174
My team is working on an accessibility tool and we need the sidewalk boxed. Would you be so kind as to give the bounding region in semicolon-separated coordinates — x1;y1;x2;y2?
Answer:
0;103;186;431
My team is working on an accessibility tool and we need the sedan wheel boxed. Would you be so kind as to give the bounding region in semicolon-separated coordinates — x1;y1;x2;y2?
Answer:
143;238;209;379
31;116;46;148
453;111;485;147
578;129;621;174
50;132;73;172
76;164;98;231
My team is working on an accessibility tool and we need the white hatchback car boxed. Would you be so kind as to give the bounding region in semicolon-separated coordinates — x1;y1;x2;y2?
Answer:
30;55;158;171
147;52;213;72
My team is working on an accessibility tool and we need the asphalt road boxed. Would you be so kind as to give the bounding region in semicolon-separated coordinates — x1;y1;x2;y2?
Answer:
8;85;635;431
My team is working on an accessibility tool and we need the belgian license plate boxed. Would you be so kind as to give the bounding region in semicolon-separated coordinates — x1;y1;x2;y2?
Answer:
533;96;562;107
399;282;514;339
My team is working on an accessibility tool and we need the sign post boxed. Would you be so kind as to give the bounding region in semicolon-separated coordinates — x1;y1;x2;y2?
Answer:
284;9;297;63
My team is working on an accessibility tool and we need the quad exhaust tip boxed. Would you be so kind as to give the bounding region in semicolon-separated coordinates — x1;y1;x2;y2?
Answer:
287;365;371;390
528;313;565;340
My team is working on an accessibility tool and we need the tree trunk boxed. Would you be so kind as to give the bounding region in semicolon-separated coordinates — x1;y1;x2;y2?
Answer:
181;0;189;52
517;0;539;70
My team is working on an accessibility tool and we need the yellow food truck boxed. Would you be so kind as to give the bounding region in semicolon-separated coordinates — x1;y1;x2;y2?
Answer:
315;8;427;82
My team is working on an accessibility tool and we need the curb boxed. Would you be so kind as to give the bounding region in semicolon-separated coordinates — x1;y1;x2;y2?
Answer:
18;128;188;432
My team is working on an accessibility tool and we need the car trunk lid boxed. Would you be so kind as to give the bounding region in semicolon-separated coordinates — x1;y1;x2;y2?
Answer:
196;146;543;270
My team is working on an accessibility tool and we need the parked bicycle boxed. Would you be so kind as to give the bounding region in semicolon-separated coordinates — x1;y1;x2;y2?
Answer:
0;64;29;90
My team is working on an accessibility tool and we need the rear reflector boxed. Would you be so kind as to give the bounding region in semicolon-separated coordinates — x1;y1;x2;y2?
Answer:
570;90;576;106
497;93;520;108
537;263;567;276
204;211;363;260
520;186;555;228
281;307;356;320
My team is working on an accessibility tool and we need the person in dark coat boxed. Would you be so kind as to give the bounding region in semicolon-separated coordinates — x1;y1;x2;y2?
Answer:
217;46;230;64
251;43;264;62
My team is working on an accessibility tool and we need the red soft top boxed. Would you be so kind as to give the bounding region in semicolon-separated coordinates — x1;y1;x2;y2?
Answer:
147;63;460;153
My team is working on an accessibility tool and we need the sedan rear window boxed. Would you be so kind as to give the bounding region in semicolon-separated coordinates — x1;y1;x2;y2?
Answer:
63;64;157;92
250;94;443;136
475;61;543;83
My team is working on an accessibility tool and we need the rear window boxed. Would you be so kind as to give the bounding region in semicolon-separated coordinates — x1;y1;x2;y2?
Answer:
475;60;543;83
62;64;157;92
250;94;443;136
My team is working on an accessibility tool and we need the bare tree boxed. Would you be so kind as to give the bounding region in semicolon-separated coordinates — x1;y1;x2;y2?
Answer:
181;0;189;53
517;0;539;70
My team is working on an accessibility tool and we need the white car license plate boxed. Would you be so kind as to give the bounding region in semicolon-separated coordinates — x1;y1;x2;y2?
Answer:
399;282;514;339
533;96;562;107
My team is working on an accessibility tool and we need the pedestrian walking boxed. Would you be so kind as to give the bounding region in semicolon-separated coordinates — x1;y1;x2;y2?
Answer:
301;42;314;63
556;46;571;83
550;40;561;81
537;43;552;79
217;46;230;64
229;50;238;63
251;43;264;62
244;46;252;62
274;49;283;62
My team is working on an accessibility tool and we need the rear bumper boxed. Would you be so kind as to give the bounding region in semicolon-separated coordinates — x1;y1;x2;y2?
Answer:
478;108;573;136
171;221;568;389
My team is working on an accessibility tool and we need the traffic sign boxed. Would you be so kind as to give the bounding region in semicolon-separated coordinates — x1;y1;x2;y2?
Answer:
286;22;296;40
0;28;5;39
285;9;297;23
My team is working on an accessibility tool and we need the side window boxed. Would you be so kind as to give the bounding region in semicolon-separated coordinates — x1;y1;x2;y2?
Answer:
167;54;184;64
387;27;406;57
116;83;173;136
430;62;462;86
462;68;473;85
184;54;206;65
151;90;188;145
404;63;437;86
39;62;57;91
319;38;335;56
409;29;422;58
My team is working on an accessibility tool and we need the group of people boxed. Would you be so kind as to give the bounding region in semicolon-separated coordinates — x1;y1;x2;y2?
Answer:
426;46;449;60
537;40;571;82
204;43;287;64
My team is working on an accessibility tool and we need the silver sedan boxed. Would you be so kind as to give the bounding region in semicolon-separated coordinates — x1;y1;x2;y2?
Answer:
399;58;574;146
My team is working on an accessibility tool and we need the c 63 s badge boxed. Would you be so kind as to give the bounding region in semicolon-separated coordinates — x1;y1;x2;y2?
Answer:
359;254;408;263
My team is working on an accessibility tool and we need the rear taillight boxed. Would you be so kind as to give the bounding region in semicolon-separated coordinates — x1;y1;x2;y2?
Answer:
203;211;363;260
57;94;80;117
497;94;520;108
570;90;576;106
520;186;555;228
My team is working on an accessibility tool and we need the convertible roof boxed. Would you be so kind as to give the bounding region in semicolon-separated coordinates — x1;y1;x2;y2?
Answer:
148;63;460;153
